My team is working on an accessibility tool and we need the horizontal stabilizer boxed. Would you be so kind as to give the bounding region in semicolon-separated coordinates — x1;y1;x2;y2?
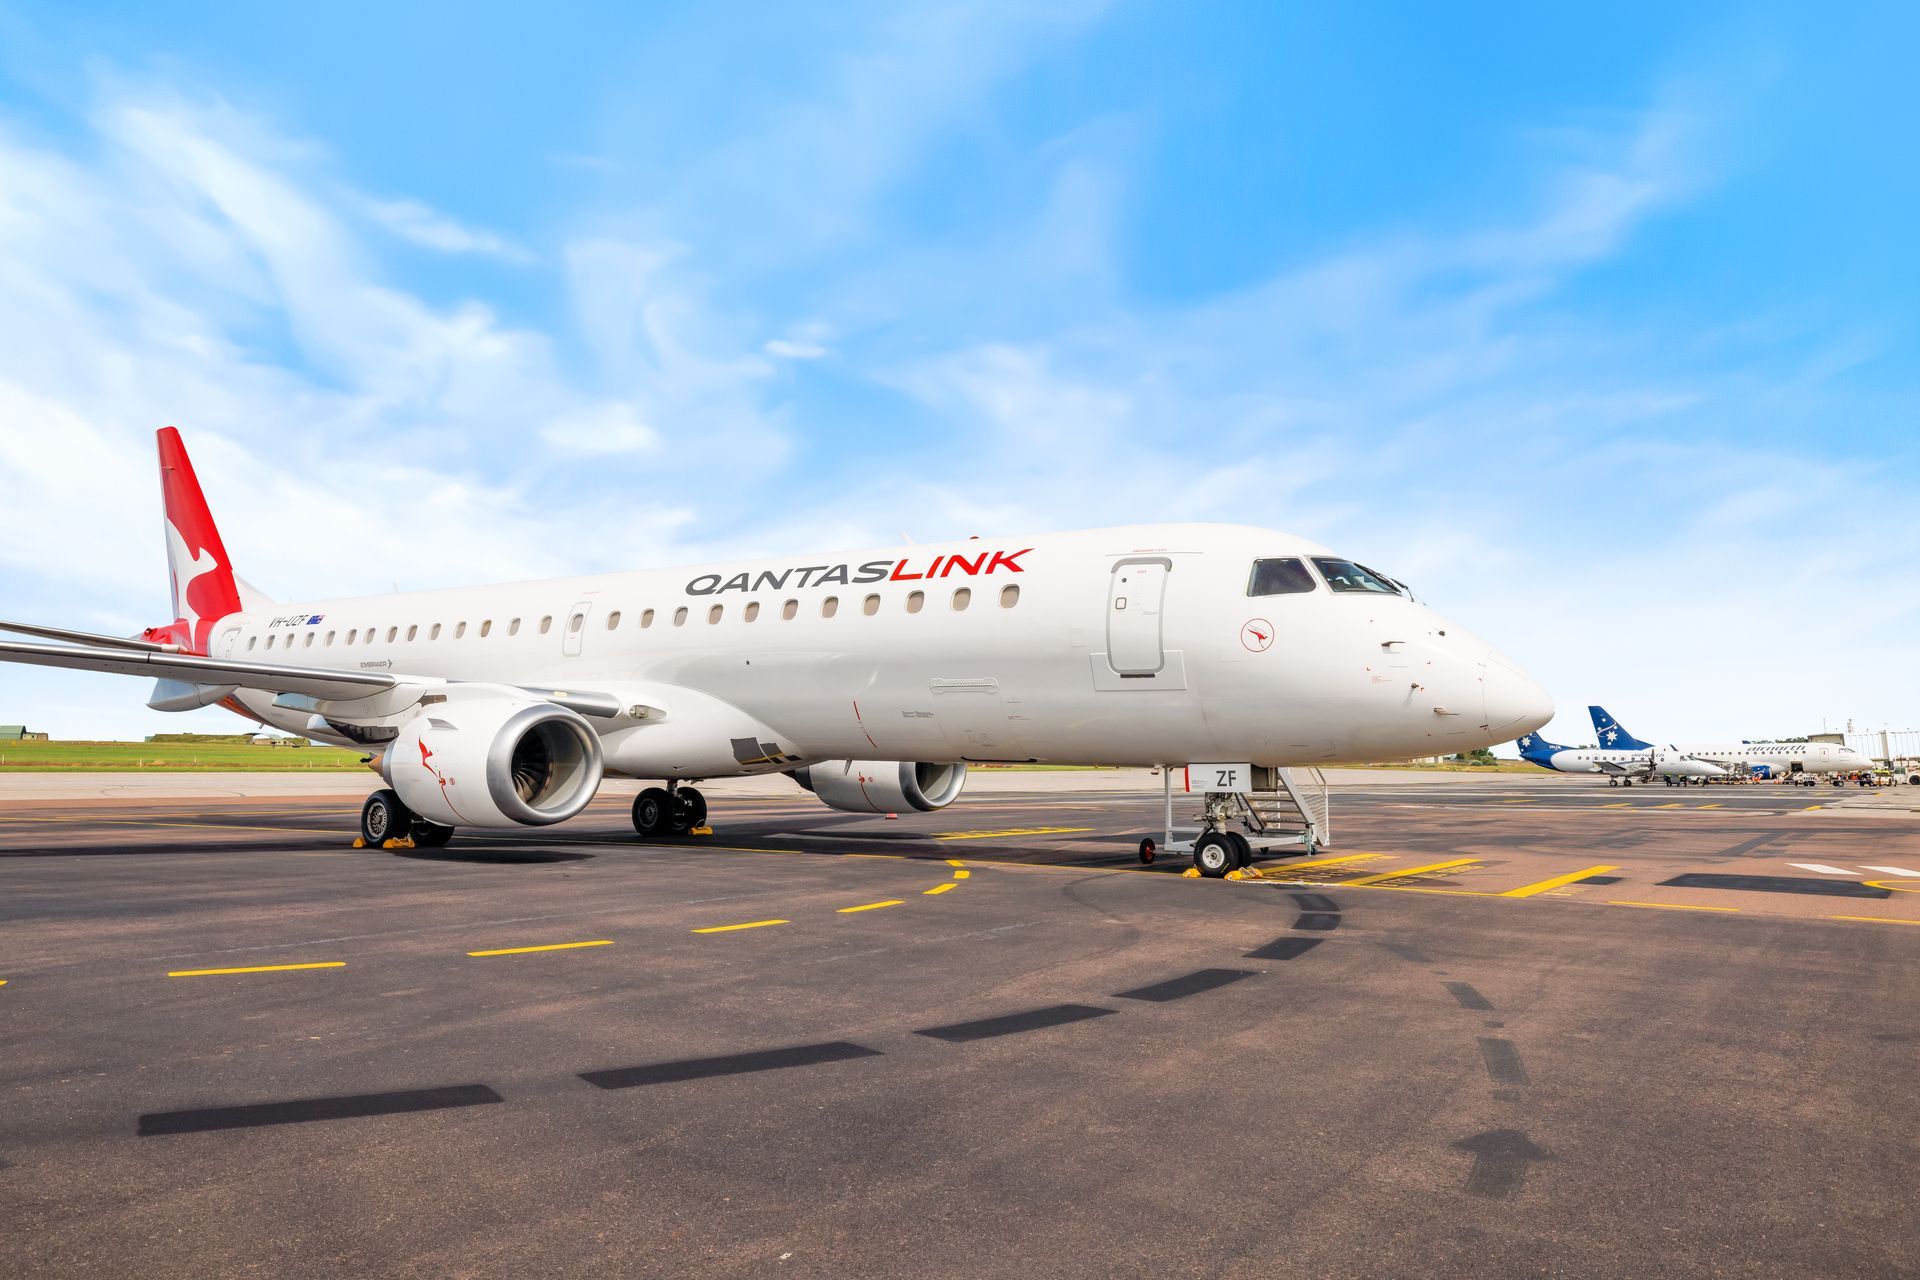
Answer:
0;618;174;652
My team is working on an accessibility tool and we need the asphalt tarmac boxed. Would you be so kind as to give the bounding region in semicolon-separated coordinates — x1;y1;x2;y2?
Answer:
3;777;1917;1278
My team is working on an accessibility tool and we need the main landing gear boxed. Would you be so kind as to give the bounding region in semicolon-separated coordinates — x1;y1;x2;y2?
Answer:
632;782;707;838
359;788;455;849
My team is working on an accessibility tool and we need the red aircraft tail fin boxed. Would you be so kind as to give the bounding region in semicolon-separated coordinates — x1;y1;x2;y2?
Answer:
154;427;242;654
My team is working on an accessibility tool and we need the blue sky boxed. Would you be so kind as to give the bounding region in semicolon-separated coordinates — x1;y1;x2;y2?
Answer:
0;0;1915;744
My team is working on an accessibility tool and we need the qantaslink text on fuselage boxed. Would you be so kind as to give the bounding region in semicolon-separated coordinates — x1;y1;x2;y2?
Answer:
684;548;1032;596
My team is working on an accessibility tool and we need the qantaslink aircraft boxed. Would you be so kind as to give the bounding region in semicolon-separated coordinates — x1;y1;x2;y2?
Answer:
0;429;1552;874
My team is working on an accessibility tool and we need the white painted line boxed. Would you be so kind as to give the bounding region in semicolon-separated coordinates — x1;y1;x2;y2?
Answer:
1862;866;1920;878
1789;864;1856;876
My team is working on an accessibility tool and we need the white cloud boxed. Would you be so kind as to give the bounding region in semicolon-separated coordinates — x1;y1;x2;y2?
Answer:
764;338;831;359
362;197;531;262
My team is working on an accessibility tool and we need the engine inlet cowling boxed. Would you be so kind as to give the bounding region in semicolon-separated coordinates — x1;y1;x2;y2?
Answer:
386;700;604;829
789;760;968;814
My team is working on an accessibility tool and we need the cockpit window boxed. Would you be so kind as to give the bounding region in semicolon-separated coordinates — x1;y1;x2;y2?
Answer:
1311;557;1403;595
1247;558;1317;596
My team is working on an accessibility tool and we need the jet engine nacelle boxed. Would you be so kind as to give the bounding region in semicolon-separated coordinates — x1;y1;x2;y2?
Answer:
383;698;604;828
790;760;968;814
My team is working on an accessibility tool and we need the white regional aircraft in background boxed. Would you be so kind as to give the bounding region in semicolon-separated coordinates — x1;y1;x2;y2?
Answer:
1514;729;1726;786
1588;706;1873;785
0;429;1552;875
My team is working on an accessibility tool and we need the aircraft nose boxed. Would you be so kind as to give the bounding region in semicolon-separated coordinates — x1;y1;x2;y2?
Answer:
1482;654;1553;738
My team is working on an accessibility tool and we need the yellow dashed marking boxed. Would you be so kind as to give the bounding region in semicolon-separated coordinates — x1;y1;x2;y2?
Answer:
466;940;613;957
945;858;967;866
1250;853;1386;879
1340;858;1479;887
168;961;346;977
952;869;970;879
1653;803;1683;809
837;900;903;914
1602;803;1632;809
1697;803;1722;810
1608;901;1737;913
924;883;957;895
1500;865;1618;899
692;919;789;934
1829;915;1920;926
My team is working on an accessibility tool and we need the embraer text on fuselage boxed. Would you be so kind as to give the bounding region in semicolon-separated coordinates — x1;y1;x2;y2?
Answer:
684;548;1032;596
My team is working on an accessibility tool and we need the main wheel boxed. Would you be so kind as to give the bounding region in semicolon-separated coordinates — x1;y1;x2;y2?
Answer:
1227;831;1253;869
632;787;672;837
1137;837;1156;865
410;818;454;848
1193;832;1237;878
361;789;413;846
675;787;708;831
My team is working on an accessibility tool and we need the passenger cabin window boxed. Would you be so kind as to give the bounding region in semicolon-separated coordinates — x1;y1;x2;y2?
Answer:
346;629;356;644
906;591;924;614
325;631;335;645
1000;585;1019;609
821;596;839;618
406;625;418;641
673;607;688;626
951;587;972;611
641;609;654;629
509;619;521;636
265;634;276;650
606;611;621;630
568;613;583;634
539;616;553;635
247;636;257;651
455;622;467;638
1310;558;1403;595
387;627;399;642
1247;558;1317;596
744;602;760;622
430;623;441;640
862;594;880;616
480;620;492;637
708;605;723;624
782;600;798;620
304;632;315;647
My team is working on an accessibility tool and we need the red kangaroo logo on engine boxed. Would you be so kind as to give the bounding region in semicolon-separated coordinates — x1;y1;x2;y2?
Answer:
684;548;1031;596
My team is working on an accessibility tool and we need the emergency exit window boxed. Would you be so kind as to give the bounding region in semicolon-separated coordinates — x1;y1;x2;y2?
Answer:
1247;558;1316;596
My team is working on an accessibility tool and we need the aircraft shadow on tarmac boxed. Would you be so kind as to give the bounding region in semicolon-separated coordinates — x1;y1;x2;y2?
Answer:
388;845;594;866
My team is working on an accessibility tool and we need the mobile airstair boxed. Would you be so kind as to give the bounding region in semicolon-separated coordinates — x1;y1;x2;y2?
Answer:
1143;763;1330;878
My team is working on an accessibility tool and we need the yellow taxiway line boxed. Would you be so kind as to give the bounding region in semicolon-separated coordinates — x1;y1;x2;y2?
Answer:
924;883;957;895
1828;915;1920;926
692;919;789;934
167;961;346;977
466;940;613;957
1608;900;1737;913
1500;865;1619;899
1340;858;1479;887
837;900;903;913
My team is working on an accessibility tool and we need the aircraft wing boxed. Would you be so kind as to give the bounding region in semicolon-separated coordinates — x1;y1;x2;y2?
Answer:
0;636;397;702
1591;758;1648;778
0;622;630;720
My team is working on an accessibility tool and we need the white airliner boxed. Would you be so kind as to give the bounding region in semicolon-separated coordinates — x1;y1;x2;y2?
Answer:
1589;706;1873;784
1515;731;1725;786
0;429;1552;873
